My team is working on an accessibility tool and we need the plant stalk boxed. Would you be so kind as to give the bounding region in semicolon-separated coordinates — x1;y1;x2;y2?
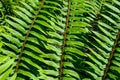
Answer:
15;0;45;77
59;0;70;80
103;31;120;79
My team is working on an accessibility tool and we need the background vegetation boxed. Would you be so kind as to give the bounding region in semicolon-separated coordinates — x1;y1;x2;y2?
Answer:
0;0;120;80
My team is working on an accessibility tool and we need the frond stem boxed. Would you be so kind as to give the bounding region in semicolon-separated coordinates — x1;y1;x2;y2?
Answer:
103;30;120;79
59;0;70;80
15;0;45;76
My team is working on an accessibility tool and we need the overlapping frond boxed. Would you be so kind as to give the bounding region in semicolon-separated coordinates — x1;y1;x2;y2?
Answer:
105;31;120;80
0;0;120;80
0;0;66;79
60;0;120;80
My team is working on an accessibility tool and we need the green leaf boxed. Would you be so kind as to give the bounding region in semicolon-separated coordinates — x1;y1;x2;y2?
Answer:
63;69;80;79
1;33;22;47
65;47;86;57
6;20;26;34
104;3;120;13
92;31;113;46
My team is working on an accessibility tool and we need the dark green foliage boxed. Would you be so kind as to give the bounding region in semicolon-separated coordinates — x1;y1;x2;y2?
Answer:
0;0;120;80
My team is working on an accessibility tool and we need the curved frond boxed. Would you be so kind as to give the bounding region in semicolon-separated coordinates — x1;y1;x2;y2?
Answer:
1;0;120;80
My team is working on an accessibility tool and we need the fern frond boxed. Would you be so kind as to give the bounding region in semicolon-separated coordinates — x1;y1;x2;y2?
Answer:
0;0;65;79
1;0;120;80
